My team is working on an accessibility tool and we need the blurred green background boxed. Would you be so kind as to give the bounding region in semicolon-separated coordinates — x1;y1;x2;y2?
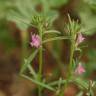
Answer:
0;0;96;96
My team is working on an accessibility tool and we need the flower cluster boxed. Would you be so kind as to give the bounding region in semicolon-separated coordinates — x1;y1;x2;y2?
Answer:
76;33;85;46
75;63;85;75
30;34;41;48
75;33;85;75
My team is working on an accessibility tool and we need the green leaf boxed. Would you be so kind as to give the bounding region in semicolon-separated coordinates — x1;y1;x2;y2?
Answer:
7;0;38;30
42;36;70;44
67;14;81;34
45;11;58;24
49;79;68;86
57;78;63;89
21;74;55;91
0;0;14;19
76;91;83;96
28;64;37;79
8;11;32;30
43;30;61;35
73;78;89;90
90;89;94;96
20;49;39;74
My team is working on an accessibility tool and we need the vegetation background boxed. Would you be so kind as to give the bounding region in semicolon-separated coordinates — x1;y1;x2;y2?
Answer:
0;0;96;96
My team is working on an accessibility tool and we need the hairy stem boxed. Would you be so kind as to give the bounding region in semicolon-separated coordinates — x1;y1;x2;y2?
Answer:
60;39;75;96
38;25;43;96
69;40;75;77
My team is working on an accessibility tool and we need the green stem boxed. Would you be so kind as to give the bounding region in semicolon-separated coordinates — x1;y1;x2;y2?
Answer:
39;47;43;79
68;40;75;77
60;39;75;96
38;46;43;96
38;25;43;96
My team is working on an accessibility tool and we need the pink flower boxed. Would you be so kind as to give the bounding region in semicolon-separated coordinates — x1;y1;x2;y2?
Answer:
30;34;41;48
76;33;85;46
75;63;85;75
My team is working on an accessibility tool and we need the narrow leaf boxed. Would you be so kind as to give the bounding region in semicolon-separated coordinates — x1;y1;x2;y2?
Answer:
49;79;67;86
76;91;83;96
20;49;39;74
43;30;61;35
28;64;37;79
21;74;55;91
73;78;89;89
42;36;70;44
